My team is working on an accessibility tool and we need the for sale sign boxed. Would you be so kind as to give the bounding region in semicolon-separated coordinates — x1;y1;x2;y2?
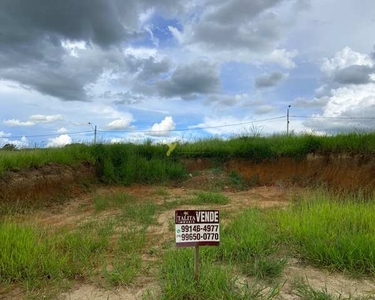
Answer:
175;210;220;247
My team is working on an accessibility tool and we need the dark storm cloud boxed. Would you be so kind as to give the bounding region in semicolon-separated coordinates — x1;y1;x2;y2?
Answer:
101;91;145;105
0;0;138;49
0;0;184;101
187;0;283;52
333;65;374;85
205;0;280;25
157;61;220;100
255;71;287;88
137;58;171;81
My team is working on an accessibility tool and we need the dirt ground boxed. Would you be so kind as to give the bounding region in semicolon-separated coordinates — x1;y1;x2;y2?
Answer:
2;184;375;300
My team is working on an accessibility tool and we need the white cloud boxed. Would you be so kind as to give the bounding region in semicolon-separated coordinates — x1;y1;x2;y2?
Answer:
3;114;63;127
0;131;11;138
168;26;184;43
321;47;373;76
61;40;86;57
57;127;68;133
148;116;176;136
190;116;250;135
267;49;298;69
0;136;28;149
29;114;64;123
47;134;72;148
123;47;157;59
3;119;34;127
105;118;133;130
302;47;375;132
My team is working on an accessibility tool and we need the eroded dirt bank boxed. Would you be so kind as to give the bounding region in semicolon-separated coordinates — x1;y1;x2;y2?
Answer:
0;163;97;204
183;154;375;191
1;153;375;204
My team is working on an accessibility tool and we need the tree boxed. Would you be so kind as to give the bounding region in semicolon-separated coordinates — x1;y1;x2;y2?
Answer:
2;143;16;151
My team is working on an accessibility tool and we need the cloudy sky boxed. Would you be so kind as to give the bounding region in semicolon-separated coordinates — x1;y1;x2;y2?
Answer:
1;0;375;147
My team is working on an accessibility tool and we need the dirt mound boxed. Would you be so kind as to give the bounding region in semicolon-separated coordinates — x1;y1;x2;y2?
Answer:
0;163;96;206
182;155;375;192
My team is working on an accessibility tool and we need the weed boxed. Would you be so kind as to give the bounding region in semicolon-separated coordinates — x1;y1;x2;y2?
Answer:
102;256;142;286
275;192;375;274
93;192;135;212
120;202;158;225
291;278;367;300
0;221;70;288
211;208;286;281
117;229;146;254
160;248;278;300
241;256;287;280
154;187;170;196
228;170;249;190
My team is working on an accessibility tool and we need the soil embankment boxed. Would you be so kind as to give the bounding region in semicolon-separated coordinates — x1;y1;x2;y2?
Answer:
183;154;375;191
1;154;375;203
0;163;96;204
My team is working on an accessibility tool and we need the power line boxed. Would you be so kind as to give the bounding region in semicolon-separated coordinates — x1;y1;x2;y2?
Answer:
291;115;375;120
2;130;93;140
97;116;286;134
2;114;375;141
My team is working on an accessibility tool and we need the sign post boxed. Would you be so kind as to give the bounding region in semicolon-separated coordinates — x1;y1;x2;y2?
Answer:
175;210;220;281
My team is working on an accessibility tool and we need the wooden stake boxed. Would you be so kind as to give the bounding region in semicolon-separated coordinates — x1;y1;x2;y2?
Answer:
194;245;199;281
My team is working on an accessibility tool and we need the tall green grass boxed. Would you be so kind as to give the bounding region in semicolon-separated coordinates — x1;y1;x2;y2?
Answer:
0;221;70;287
160;248;279;300
214;191;375;278
276;192;375;274
0;144;94;175
213;209;286;280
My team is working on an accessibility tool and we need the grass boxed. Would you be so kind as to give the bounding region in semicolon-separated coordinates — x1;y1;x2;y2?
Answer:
291;278;368;300
191;191;230;205
0;221;70;287
3;132;375;180
275;191;375;274
102;256;142;286
93;192;135;212
120;202;158;225
2;188;375;298
159;248;279;300
212;208;285;281
102;228;146;286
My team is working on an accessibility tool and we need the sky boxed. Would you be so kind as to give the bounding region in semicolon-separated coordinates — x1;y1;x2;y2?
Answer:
1;0;375;147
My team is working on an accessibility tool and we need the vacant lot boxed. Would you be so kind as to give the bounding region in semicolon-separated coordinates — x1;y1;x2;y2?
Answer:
1;177;375;299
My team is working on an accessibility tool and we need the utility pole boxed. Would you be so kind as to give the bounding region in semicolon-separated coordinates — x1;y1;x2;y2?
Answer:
88;122;97;144
94;125;97;144
287;105;291;136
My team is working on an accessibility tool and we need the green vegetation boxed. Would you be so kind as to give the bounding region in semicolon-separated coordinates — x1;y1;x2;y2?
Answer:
1;188;375;298
93;192;135;212
191;191;230;205
0;144;94;175
159;248;279;300
276;192;375;274
0;219;111;288
213;209;285;281
2;133;375;180
291;278;367;300
120;202;158;225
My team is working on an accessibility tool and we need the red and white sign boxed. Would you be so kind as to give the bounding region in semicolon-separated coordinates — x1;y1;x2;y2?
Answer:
175;210;220;247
